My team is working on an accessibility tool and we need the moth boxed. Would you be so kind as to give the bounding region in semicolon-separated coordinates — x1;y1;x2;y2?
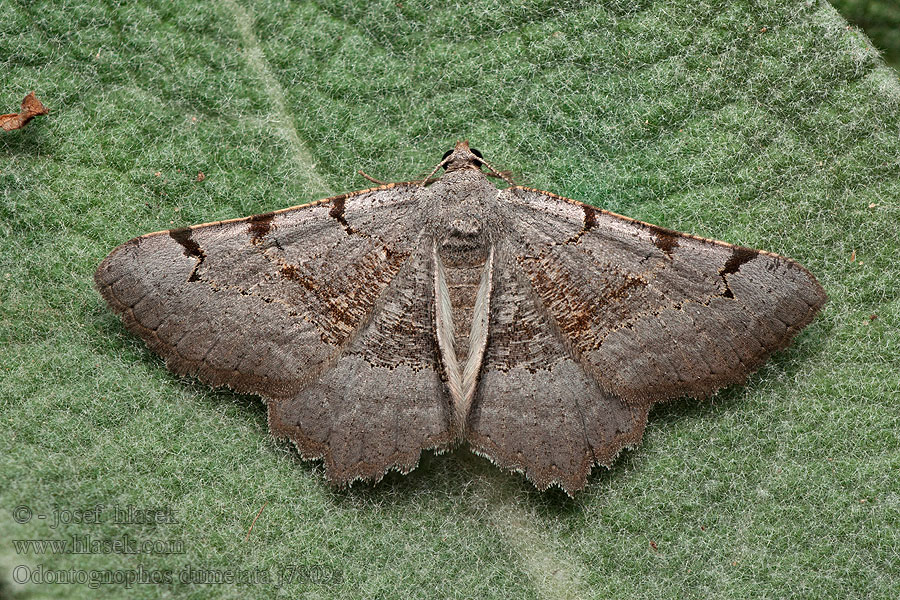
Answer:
95;141;826;495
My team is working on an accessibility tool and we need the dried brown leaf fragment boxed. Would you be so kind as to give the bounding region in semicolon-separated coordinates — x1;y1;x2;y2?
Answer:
0;92;49;131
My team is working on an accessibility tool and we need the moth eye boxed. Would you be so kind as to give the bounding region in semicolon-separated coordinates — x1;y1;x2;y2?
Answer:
470;148;483;159
442;149;453;161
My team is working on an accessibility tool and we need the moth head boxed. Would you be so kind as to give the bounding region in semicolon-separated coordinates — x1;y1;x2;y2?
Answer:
441;140;484;171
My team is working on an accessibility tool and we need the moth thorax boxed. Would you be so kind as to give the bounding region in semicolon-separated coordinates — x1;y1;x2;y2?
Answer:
441;217;489;259
450;217;481;237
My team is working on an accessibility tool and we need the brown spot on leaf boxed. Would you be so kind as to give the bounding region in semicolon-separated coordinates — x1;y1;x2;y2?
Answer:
195;171;205;182
247;212;275;242
1;92;49;131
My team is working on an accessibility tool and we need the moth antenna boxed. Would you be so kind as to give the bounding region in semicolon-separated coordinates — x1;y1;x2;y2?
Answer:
421;155;453;186
484;168;516;185
477;156;515;186
358;170;388;185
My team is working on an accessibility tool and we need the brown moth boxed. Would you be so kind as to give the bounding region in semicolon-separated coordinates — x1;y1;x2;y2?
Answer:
95;141;826;495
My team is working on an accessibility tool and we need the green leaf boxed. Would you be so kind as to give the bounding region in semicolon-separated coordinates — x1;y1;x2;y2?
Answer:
2;1;898;598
